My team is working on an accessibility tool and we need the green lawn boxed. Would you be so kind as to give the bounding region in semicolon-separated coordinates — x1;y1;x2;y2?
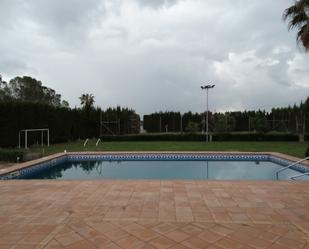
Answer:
26;140;309;158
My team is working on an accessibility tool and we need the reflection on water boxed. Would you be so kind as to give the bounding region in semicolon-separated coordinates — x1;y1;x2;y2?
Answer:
26;160;309;180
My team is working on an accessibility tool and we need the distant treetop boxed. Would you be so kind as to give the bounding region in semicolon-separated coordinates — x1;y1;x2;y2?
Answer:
0;75;69;108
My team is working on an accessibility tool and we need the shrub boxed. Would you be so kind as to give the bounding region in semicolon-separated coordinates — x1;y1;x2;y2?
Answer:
0;149;23;162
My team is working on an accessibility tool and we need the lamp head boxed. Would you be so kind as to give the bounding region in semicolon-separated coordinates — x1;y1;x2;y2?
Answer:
201;84;215;89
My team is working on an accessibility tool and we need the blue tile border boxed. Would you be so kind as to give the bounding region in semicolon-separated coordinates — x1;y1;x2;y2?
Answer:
269;156;309;174
0;156;67;180
0;153;308;180
66;153;270;162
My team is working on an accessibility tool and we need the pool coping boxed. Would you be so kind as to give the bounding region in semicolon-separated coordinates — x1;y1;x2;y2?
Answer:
0;151;308;179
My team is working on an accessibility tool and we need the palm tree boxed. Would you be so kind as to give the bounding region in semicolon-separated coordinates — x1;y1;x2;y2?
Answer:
283;0;309;51
79;93;95;110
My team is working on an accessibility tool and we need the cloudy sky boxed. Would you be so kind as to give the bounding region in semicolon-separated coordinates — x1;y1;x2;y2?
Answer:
1;0;308;115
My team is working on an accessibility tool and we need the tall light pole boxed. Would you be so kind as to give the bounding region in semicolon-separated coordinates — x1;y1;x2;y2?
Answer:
201;84;215;142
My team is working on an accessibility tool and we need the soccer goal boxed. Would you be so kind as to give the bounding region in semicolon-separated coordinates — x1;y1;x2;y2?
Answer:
18;128;50;149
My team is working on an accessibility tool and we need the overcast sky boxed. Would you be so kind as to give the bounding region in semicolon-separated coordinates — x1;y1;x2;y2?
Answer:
1;0;308;115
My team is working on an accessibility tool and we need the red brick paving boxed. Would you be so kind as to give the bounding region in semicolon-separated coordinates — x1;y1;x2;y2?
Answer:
0;180;308;248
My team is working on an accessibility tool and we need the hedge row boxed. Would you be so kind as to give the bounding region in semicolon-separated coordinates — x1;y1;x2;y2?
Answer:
0;102;140;147
212;133;298;142
0;149;23;163
101;133;299;142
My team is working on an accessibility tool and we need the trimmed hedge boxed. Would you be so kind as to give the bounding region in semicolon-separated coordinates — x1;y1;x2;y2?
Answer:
101;134;204;142
0;149;23;162
101;133;299;142
213;133;298;142
0;102;139;147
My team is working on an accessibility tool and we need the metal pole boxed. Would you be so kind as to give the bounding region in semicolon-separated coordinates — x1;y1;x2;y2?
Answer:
25;130;27;149
41;131;44;147
201;84;214;141
206;88;209;142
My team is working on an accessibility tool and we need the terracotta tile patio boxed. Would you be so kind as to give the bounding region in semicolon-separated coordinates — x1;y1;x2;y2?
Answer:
0;180;308;248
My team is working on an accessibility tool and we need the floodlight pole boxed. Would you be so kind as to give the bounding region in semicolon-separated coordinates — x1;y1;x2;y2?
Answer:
201;84;215;142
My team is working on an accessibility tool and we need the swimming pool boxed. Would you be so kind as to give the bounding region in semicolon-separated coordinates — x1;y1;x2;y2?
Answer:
1;153;308;180
24;160;309;180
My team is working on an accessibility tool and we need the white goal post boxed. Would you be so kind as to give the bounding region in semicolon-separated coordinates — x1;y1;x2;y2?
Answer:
18;129;50;149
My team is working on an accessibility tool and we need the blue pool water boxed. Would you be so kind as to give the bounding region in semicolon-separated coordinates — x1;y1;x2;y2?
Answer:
25;160;309;180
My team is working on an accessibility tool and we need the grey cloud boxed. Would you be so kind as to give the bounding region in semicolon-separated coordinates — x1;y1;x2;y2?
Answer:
0;0;308;115
23;0;105;47
0;58;29;78
135;0;180;9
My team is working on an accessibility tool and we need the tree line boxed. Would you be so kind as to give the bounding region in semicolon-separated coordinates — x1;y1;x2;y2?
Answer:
143;98;309;134
0;75;308;148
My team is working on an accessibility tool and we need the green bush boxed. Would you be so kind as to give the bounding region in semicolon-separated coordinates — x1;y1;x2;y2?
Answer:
0;149;23;162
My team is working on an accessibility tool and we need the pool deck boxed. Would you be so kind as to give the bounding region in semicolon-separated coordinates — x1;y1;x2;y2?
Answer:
1;180;309;249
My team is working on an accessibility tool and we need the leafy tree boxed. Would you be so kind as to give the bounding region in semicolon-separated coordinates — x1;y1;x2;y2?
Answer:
1;76;67;107
303;97;309;112
61;100;70;108
283;0;309;51
79;93;95;110
0;75;11;101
